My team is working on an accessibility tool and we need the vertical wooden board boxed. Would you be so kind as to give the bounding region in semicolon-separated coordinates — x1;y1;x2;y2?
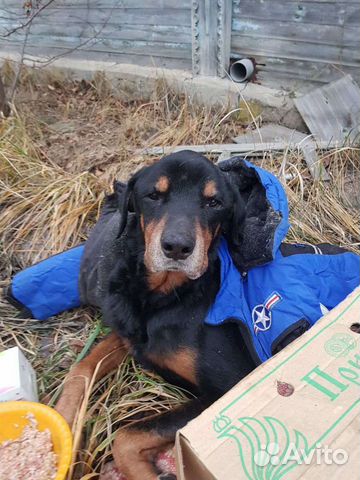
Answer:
192;0;218;76
217;0;232;77
192;0;232;77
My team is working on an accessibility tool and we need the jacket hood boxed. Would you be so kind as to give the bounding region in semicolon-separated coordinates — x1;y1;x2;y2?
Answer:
218;157;290;271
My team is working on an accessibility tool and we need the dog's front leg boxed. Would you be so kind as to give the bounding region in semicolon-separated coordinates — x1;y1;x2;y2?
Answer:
113;397;208;480
55;332;129;426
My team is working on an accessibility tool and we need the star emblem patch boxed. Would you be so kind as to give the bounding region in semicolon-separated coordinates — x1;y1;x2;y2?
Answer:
252;292;282;334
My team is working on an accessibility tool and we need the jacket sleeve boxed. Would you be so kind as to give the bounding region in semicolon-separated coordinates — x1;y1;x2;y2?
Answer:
312;252;360;310
5;246;84;320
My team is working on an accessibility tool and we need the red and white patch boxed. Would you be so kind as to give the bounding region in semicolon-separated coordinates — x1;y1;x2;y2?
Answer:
264;292;281;310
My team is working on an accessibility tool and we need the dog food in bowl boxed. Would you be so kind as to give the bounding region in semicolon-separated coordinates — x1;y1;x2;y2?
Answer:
0;413;57;480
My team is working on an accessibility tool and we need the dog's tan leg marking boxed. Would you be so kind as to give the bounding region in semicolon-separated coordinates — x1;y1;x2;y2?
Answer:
113;428;174;480
55;333;129;426
146;348;198;385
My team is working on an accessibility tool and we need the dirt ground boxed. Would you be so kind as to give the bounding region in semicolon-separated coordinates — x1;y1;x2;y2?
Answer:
0;76;359;479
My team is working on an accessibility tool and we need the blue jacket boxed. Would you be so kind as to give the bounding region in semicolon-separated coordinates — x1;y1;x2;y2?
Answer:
206;162;359;363
206;237;359;363
7;160;360;365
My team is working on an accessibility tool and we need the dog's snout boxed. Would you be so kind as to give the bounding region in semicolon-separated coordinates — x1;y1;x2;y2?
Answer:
161;232;195;260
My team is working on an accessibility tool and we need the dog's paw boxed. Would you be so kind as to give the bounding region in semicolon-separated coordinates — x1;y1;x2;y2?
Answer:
158;475;177;480
155;449;176;475
99;461;126;480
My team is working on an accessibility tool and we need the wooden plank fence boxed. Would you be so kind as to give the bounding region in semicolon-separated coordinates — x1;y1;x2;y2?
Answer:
0;0;359;89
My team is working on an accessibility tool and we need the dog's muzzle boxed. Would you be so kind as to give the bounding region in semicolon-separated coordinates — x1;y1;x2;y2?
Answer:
144;220;209;279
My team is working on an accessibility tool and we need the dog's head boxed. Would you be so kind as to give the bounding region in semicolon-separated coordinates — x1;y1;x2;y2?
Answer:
118;150;245;280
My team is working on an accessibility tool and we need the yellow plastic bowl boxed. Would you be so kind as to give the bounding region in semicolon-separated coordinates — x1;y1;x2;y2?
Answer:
0;401;72;480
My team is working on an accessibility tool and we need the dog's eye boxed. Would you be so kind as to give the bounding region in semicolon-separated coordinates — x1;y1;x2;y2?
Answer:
147;191;160;201
205;198;222;208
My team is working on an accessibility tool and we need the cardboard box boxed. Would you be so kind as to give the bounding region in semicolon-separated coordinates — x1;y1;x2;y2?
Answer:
0;346;38;402
176;287;360;479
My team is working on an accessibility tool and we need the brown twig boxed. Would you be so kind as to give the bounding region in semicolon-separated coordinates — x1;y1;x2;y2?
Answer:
0;0;56;38
9;22;31;103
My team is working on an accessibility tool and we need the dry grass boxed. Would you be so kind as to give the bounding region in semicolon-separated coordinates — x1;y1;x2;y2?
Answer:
264;148;360;250
0;116;105;267
0;75;359;479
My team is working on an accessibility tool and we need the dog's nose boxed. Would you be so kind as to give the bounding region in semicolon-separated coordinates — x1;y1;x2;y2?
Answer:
161;233;195;260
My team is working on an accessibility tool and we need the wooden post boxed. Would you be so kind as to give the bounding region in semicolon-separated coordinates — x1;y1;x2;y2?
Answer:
216;0;232;77
191;0;232;77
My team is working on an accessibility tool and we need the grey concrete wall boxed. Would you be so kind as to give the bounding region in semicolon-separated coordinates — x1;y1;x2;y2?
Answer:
0;53;306;131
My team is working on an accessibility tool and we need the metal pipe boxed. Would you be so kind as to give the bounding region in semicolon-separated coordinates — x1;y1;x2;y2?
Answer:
229;58;255;83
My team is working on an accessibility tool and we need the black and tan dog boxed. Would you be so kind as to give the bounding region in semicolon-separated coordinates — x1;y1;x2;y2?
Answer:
56;151;257;479
56;150;354;479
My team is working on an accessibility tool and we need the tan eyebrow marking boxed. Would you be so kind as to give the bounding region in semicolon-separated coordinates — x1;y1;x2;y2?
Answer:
155;175;170;193
203;180;217;198
140;214;145;232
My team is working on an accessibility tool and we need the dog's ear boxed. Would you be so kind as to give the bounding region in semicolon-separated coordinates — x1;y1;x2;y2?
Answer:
117;173;140;238
224;181;246;248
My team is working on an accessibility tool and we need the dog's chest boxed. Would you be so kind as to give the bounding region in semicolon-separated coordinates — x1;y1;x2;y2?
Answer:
132;324;200;387
130;302;207;377
144;306;204;351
